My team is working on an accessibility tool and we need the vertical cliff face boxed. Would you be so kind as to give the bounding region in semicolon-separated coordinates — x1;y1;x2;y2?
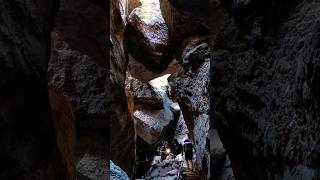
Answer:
211;0;320;179
0;0;76;179
110;0;136;177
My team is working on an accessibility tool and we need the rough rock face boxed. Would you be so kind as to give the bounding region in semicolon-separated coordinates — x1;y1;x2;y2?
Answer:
159;0;209;41
47;32;108;179
0;0;76;179
145;159;180;180
110;0;136;177
127;0;173;73
49;89;77;180
55;0;108;67
110;161;130;180
211;0;320;179
169;36;211;178
127;55;181;83
126;75;175;144
48;32;108;131
126;75;163;108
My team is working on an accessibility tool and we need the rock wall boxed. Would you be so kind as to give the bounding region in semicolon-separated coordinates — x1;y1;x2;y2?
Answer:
211;0;320;179
110;0;136;177
0;0;76;179
48;31;108;179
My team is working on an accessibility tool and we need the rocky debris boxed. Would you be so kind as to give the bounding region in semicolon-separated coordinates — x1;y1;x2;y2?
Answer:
127;55;181;83
159;0;209;41
210;1;320;179
55;0;108;67
110;161;130;180
127;0;173;73
110;0;136;177
145;159;181;180
126;75;163;108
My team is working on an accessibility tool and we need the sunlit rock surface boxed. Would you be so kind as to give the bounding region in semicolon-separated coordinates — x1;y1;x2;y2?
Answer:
127;0;173;73
110;161;130;180
126;75;163;108
130;74;176;144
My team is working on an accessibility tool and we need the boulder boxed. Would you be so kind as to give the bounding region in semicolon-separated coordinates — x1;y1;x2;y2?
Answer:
127;0;173;73
110;161;130;180
134;104;174;144
127;55;181;83
126;75;163;108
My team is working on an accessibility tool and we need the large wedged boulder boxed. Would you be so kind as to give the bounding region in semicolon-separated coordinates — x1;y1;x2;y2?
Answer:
127;0;173;73
211;1;320;179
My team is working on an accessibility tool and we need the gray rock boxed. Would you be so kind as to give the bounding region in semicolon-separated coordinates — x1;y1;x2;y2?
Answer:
76;153;107;180
110;161;130;180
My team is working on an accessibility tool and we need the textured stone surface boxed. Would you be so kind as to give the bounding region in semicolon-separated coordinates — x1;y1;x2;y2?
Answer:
169;36;211;178
159;0;209;41
127;55;181;83
127;0;173;73
126;75;163;108
48;31;108;180
48;32;108;131
0;0;76;179
211;0;320;179
76;153;107;180
110;0;136;177
110;161;130;180
55;0;107;67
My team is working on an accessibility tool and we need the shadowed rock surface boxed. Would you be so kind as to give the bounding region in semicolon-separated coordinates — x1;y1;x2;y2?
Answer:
159;0;209;42
211;0;320;179
0;0;76;179
110;0;136;177
48;32;108;180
